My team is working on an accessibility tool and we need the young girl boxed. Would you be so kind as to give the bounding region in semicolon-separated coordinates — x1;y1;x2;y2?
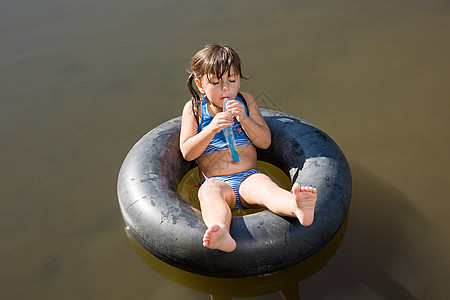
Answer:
180;44;317;252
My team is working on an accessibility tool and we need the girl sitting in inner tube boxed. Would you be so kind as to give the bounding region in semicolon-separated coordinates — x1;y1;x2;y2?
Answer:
180;44;318;253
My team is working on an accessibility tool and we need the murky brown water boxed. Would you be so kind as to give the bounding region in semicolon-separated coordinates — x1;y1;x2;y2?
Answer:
1;0;449;299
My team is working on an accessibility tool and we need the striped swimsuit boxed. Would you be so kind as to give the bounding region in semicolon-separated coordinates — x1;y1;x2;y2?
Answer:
199;94;260;209
198;94;253;157
203;169;260;209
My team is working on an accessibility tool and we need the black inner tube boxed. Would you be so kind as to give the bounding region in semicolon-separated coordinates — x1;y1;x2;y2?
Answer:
117;109;351;278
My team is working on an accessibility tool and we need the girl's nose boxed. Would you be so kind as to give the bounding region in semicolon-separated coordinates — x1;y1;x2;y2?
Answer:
222;82;229;91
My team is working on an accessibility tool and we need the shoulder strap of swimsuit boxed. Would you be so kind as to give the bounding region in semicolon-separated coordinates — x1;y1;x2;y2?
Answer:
237;92;249;116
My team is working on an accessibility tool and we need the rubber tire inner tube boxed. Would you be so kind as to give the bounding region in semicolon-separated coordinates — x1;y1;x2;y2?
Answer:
117;109;352;278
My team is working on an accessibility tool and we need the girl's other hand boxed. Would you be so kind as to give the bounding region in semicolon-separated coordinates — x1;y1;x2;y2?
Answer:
226;100;247;122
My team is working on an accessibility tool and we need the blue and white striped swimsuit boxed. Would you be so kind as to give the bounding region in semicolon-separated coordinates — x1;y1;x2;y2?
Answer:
203;169;260;209
198;94;259;209
198;95;253;157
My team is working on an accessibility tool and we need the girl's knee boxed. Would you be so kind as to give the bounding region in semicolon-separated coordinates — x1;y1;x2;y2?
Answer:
199;180;223;195
240;174;280;204
199;180;234;202
242;173;275;191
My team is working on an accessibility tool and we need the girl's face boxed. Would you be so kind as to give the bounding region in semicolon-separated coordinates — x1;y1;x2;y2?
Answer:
195;66;241;108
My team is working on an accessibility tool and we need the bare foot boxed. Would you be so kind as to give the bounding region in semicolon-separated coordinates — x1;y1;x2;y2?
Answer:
203;224;237;252
292;183;317;226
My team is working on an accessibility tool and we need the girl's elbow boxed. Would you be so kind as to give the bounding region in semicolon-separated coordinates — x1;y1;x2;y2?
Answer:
259;139;271;149
180;145;189;161
180;141;200;161
180;149;196;161
181;151;192;161
253;137;271;149
184;155;196;162
259;131;271;149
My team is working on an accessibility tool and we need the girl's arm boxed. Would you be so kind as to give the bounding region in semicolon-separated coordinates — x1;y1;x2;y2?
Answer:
227;92;271;149
179;101;234;161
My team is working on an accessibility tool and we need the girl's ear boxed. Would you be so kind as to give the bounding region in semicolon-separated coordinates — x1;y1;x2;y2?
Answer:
195;77;205;94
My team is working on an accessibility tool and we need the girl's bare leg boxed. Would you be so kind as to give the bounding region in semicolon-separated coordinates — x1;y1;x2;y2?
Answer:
198;180;237;252
239;173;317;226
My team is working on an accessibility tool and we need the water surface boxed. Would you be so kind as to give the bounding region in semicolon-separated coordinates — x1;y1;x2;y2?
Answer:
1;0;449;299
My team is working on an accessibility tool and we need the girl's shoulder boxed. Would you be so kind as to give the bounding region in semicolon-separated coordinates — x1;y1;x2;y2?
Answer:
239;91;257;105
182;99;203;123
239;91;253;101
182;100;193;114
238;92;259;110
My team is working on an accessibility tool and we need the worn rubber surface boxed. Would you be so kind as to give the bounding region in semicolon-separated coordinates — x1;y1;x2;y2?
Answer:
117;109;351;278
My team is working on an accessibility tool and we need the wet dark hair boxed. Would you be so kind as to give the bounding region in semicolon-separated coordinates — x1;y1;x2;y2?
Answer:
187;44;247;122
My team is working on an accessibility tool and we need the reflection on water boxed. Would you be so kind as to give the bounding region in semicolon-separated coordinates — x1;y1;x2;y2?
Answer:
1;0;449;299
129;158;439;299
126;215;348;299
299;159;438;299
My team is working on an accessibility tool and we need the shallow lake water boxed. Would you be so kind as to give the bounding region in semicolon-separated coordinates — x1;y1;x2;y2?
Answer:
1;0;449;299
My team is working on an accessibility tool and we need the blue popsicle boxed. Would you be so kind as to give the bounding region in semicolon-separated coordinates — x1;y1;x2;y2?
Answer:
223;98;240;162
